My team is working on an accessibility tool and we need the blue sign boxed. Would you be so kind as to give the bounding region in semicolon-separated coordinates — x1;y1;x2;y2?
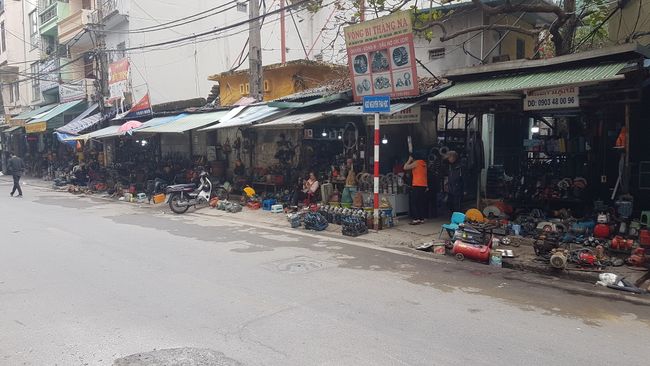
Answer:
362;95;391;113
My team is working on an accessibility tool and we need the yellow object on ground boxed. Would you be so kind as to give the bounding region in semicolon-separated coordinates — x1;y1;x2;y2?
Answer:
243;186;256;197
465;208;485;222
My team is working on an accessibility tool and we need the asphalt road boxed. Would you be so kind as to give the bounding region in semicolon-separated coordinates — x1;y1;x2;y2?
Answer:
1;179;649;366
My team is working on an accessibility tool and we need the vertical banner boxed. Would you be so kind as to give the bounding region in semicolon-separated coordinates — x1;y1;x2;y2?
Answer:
108;58;130;100
344;11;419;102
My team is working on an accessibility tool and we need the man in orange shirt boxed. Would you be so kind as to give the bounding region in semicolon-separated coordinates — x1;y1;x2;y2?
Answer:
404;152;428;225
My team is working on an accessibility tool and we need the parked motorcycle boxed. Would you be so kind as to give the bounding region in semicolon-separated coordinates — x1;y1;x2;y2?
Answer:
166;170;212;214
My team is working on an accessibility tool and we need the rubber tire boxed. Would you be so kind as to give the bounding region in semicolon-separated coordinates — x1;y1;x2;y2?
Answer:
455;253;465;261
169;193;190;214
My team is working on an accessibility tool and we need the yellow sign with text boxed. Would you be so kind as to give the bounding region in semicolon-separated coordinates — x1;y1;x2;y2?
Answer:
25;121;47;134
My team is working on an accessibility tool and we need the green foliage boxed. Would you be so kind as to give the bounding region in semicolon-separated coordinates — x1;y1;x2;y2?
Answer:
411;8;444;42
573;0;611;51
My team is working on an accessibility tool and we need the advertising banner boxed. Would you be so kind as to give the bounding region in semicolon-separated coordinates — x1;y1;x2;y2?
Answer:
124;93;152;119
344;11;419;102
108;58;130;100
59;79;87;103
524;86;579;111
39;59;60;93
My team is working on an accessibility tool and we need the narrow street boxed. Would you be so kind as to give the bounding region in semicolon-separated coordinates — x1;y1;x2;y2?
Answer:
1;179;648;366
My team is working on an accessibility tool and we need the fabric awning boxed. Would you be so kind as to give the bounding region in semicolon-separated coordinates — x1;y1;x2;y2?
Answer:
323;102;419;116
254;112;325;129
430;62;628;101
56;104;100;134
11;104;57;121
201;105;292;131
138;111;228;133
64;125;122;141
25;100;86;133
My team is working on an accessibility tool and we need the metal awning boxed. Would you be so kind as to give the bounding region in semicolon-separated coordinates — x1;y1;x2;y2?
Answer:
129;114;188;134
139;111;228;133
64;125;122;141
27;100;85;124
3;126;24;134
201;105;292;131
254;112;325;129
323;102;419;116
11;104;57;121
56;104;100;134
430;62;628;101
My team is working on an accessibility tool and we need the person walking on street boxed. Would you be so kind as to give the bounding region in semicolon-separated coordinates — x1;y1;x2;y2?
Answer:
404;152;428;225
8;153;25;197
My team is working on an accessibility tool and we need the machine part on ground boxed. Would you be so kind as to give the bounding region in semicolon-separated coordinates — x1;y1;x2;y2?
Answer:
593;223;611;239
482;205;502;219
451;224;493;263
550;249;569;269
627;248;647;267
609;236;634;251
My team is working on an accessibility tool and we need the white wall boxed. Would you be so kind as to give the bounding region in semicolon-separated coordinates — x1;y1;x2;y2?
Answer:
104;0;351;105
1;0;42;116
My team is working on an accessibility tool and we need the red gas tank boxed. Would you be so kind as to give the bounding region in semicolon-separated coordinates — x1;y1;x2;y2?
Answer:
452;239;492;263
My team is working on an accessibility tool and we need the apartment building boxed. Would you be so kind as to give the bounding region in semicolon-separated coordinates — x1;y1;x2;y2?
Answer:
0;0;43;118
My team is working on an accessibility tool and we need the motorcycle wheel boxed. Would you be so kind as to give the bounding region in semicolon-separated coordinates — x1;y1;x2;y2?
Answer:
169;193;190;214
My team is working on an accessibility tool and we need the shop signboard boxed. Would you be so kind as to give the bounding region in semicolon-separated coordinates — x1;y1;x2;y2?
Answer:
524;86;579;111
365;105;421;125
39;59;60;93
59;79;86;103
109;58;130;100
25;121;47;134
344;11;419;102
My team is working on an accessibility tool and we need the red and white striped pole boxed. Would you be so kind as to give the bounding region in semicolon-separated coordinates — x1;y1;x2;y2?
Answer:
373;112;380;229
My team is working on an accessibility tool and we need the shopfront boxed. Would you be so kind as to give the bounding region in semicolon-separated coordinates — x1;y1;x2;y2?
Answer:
430;44;650;215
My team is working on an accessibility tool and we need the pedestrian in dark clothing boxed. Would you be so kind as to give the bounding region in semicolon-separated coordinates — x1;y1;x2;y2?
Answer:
445;151;463;213
7;153;25;197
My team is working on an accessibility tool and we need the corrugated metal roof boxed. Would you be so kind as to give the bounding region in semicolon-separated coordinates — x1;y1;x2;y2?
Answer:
27;100;85;125
3;126;24;134
201;105;292;131
130;114;188;134
11;104;57;121
254;112;325;129
139;111;228;133
323;102;419;116
431;62;628;101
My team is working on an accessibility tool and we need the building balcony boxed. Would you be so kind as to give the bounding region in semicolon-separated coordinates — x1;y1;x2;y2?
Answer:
58;9;94;45
98;0;129;29
39;0;70;37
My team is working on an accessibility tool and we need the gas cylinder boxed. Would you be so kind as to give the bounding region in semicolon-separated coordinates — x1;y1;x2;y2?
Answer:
593;223;611;239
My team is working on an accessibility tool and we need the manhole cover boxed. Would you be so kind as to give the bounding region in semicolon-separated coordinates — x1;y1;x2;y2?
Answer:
265;256;335;274
113;348;243;366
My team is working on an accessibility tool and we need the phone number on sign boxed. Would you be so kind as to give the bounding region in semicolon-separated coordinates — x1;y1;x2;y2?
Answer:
527;96;576;108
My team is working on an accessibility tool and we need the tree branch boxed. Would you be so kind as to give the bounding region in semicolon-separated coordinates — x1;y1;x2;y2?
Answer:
414;21;541;42
471;0;566;19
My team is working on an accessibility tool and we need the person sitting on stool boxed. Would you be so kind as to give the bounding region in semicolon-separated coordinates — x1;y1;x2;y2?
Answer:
302;172;320;204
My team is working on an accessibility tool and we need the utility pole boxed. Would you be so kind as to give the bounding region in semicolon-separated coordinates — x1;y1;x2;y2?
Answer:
249;0;263;101
94;0;109;114
280;0;286;64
